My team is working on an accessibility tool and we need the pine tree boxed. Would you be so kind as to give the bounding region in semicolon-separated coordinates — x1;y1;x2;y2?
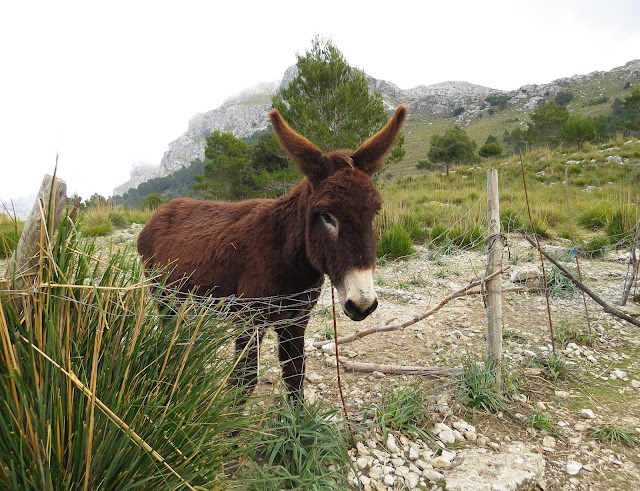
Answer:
271;37;391;153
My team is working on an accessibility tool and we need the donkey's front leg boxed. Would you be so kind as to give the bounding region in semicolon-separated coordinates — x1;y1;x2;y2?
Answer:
276;323;306;403
232;326;264;399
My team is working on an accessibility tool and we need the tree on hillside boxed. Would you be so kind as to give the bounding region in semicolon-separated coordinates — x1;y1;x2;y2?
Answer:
271;36;401;160
561;114;596;149
194;131;253;200
425;126;477;176
527;101;570;145
478;142;503;158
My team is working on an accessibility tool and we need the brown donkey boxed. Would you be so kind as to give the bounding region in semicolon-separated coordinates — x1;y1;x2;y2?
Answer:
137;105;406;401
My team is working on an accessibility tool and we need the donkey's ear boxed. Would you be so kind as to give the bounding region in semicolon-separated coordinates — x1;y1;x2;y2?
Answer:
351;105;407;176
269;109;326;185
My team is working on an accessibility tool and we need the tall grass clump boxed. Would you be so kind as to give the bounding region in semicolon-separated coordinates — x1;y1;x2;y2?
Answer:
377;225;416;259
0;214;24;258
369;385;433;441
245;398;352;490
0;215;255;489
456;358;509;414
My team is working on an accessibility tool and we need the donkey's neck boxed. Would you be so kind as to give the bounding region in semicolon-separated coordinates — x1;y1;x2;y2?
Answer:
270;181;323;290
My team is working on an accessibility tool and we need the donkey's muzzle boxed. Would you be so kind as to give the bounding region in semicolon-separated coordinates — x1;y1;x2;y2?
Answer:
336;268;378;322
344;297;378;321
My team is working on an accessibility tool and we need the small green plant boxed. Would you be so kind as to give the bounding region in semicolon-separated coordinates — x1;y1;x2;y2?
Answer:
546;264;578;298
369;385;433;441
590;424;639;446
456;358;509;413
377;225;416;259
319;324;335;340
502;328;526;343
554;318;596;348
526;410;555;432
247;399;351;490
542;350;568;382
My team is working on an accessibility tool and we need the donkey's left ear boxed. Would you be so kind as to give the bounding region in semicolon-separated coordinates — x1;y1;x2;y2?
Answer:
269;109;325;185
351;105;407;176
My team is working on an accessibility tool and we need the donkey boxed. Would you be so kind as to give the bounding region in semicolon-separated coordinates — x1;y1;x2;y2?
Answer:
137;104;407;401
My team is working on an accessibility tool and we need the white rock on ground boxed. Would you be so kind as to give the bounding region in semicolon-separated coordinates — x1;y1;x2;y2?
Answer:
445;443;545;491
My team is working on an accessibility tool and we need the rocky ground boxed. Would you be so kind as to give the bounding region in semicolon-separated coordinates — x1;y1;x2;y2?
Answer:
258;234;640;490
3;228;639;490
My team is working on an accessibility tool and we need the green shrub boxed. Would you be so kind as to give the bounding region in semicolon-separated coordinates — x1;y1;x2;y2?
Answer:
401;214;429;242
83;215;114;236
576;236;609;258
546;264;578;298
377;225;415;259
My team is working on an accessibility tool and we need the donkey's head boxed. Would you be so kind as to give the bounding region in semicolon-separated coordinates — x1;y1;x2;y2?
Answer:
270;105;407;321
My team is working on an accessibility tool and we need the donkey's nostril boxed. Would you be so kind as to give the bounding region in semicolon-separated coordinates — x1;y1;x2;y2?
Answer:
344;298;378;321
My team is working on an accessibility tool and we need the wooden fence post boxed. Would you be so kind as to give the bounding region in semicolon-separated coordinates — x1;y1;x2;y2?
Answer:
5;174;67;286
485;169;502;385
620;218;640;306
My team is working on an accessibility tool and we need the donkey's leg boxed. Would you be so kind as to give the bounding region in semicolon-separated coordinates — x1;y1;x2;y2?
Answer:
232;325;264;397
275;321;307;403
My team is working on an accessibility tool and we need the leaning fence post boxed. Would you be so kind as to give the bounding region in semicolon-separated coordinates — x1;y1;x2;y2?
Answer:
5;174;67;287
485;169;502;385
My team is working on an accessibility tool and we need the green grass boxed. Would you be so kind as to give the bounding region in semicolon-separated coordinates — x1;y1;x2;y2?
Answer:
456;358;510;413
377;138;640;252
368;385;433;441
0;214;24;258
0;214;256;489
590;424;639;446
245;398;352;490
526;410;556;432
554;317;597;348
376;225;416;259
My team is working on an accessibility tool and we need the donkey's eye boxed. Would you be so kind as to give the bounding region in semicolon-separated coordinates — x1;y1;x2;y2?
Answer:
320;213;336;227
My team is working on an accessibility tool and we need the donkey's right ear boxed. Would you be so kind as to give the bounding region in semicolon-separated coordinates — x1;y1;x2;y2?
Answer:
269;109;326;185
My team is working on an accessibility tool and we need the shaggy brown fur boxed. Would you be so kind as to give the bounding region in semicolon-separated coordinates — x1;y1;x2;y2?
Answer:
138;105;407;400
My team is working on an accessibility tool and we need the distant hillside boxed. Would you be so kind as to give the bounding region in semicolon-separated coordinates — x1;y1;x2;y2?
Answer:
113;59;640;195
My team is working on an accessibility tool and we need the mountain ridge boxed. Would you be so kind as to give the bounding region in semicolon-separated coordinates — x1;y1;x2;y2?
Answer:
113;59;640;196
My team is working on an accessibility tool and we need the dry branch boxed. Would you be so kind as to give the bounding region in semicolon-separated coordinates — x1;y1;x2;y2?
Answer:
339;360;461;377
313;269;511;349
522;233;640;328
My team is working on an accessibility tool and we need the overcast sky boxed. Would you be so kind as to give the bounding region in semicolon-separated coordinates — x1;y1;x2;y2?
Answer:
1;0;639;203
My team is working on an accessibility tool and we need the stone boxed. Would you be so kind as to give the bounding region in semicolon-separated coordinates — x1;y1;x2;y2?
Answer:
566;460;582;475
383;474;395;486
434;423;456;444
580;408;596;419
423;469;444;481
356;457;370;470
305;372;323;383
357;441;370;456
542;435;556;449
445;443;545;491
386;433;401;454
631;380;640;388
610;369;628;379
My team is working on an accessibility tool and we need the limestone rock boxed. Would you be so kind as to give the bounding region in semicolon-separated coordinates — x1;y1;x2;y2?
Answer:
444;443;545;491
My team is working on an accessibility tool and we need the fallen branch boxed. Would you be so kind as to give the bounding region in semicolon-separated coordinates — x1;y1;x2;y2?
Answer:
522;233;640;328
313;269;511;349
339;360;461;377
